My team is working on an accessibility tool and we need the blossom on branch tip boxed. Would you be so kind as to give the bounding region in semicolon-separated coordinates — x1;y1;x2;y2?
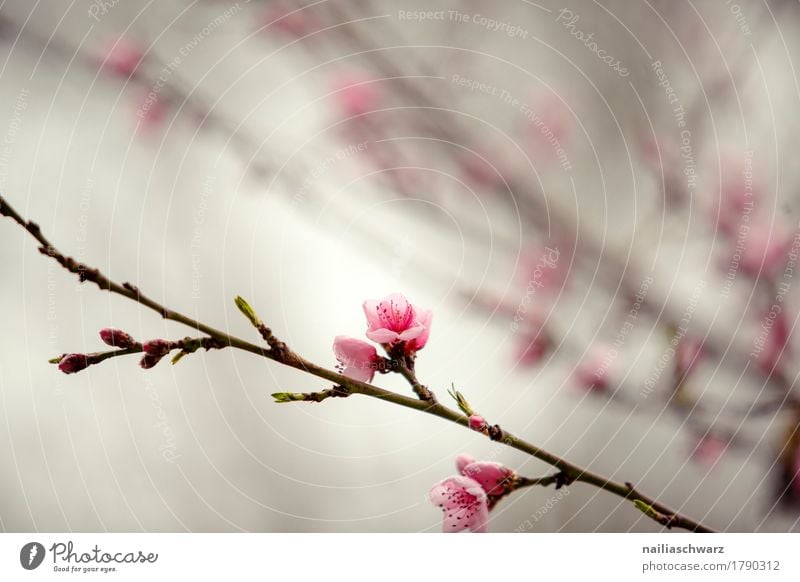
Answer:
58;354;90;374
99;328;135;349
333;336;381;383
362;292;432;352
429;475;489;533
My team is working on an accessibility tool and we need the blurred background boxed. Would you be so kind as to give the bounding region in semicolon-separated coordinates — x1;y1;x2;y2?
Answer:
1;0;800;532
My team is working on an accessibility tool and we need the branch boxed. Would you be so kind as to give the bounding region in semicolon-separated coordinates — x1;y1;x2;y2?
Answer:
0;194;716;533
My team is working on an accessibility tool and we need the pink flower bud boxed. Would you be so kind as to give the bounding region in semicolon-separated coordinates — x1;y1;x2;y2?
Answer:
468;415;487;432
139;354;163;369
99;328;135;349
143;339;171;357
58;354;90;375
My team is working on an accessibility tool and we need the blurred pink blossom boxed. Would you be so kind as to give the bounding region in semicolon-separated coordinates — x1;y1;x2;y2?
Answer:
261;5;317;38
331;70;382;117
675;336;705;380
573;344;616;392
99;37;144;78
739;218;792;278
691;434;726;467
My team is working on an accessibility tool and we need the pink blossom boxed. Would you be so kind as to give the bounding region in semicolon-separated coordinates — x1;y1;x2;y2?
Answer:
99;37;144;78
460;458;515;497
713;153;758;235
362;293;432;349
333;336;380;383
675;336;704;379
135;90;169;133
739;218;791;278
573;344;616;392
691;435;726;468
756;308;791;375
514;322;551;367
99;328;135;349
261;5;317;38
518;244;566;297
526;90;573;151
58;354;90;375
331;70;382;117
429;475;489;533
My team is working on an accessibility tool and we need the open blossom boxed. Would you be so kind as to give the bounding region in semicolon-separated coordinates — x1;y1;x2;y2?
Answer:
429;475;489;533
333;336;381;383
362;293;432;350
431;454;517;532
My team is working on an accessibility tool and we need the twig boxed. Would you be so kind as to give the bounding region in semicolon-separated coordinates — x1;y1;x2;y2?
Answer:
0;194;716;533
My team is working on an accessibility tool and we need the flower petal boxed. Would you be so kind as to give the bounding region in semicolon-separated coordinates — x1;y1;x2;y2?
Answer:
366;328;400;344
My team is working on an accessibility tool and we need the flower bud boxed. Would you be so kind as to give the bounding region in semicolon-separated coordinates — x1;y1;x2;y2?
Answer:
469;414;487;432
99;328;135;349
139;354;163;369
58;354;90;374
143;339;171;357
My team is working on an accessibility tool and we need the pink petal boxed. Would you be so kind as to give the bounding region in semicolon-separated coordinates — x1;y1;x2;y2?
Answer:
366;328;400;344
397;325;424;341
456;454;476;475
462;461;514;496
412;309;433;350
362;300;383;331
429;475;489;533
341;364;375;383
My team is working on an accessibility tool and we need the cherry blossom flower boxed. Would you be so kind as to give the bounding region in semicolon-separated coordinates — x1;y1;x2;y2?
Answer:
333;336;381;383
457;454;515;497
362;293;432;350
429;475;489;533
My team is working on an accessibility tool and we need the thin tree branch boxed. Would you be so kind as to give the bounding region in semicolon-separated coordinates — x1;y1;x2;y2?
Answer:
0;194;715;533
